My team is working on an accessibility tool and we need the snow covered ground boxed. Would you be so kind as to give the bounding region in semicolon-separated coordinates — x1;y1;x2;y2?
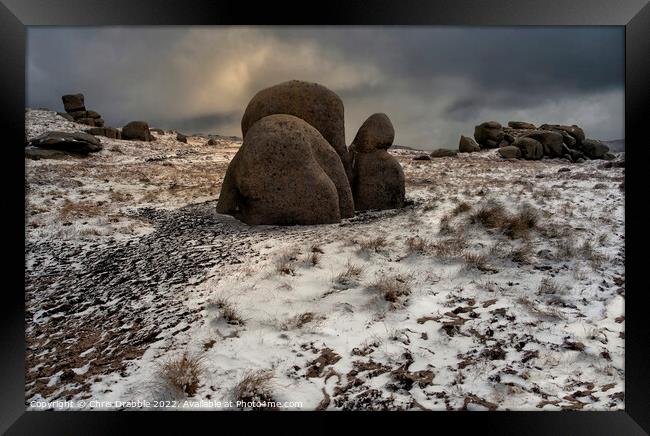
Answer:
25;109;625;411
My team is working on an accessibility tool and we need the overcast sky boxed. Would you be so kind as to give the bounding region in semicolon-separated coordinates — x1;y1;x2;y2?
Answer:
27;26;624;149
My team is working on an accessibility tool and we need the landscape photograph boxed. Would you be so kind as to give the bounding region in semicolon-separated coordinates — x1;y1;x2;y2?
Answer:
25;26;625;411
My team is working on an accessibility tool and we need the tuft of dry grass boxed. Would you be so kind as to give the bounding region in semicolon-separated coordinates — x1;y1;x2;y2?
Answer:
357;236;388;253
155;351;204;397
212;297;246;325
275;250;298;275
537;277;562;295
306;251;321;267
452;202;472;216
462;252;495;272
368;275;412;303
438;214;455;235
469;200;507;229
469;200;539;239
405;236;432;255
232;370;276;410
509;242;533;264
280;312;323;330
517;296;564;321
333;261;364;289
431;236;467;259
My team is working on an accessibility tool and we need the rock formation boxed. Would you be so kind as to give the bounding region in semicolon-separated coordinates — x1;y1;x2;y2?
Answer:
216;114;352;225
464;120;613;162
459;135;480;153
350;114;405;211
473;121;504;149
218;81;405;225
60;93;105;127
27;131;102;156
122;121;153;141
240;80;352;181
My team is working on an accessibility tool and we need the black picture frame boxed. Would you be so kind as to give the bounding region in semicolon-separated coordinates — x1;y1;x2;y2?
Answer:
2;0;649;433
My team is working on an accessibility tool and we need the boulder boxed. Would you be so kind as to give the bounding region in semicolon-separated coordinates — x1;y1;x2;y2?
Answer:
413;154;431;161
216;114;353;225
350;113;394;153
430;149;457;158
86;127;119;139
122;121;153;141
68;110;88;120
352;150;405;212
568;148;586;162
86;110;101;119
508;121;536;130
351;113;405;211
459;135;480;153
474;121;504;149
94;118;105;127
523;130;564;157
503;133;515;144
558;130;576;147
539;124;585;147
76;118;96;127
62;94;85;112
176;133;188;143
207;138;217;146
57;112;74;122
582;139;610;159
241;80;352;180
603;152;616;161
28;131;102;155
498;145;522;159
514;137;544;160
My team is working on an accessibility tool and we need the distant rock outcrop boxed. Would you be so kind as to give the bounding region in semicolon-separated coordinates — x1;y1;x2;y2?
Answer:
176;133;188;143
507;121;536;130
27;131;102;156
430;149;457;158
474;121;504;149
86;127;121;140
60;93;105;127
464;120;612;162
459;135;480;153
350;113;405;211
122;121;153;141
498;145;522;159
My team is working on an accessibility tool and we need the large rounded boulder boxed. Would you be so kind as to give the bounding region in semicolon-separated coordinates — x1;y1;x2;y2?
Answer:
240;80;352;180
539;124;585;147
508;121;536;130
523;130;564;157
350;113;394;153
514;137;544;160
474;121;504;149
582;139;610;159
498;145;522;159
216;114;353;225
122;121;153;141
459;135;480;153
350;114;405;211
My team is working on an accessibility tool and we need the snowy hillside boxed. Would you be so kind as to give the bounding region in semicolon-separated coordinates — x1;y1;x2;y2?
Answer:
25;109;625;411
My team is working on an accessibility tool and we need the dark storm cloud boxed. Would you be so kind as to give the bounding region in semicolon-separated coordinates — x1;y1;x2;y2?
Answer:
27;26;624;148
